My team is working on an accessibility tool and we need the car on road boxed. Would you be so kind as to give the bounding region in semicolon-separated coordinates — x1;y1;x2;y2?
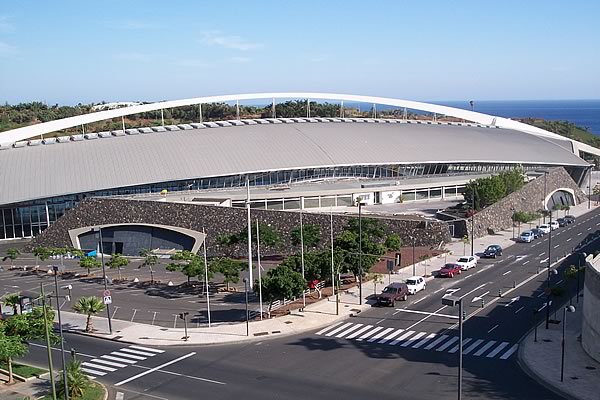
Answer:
405;276;426;294
376;282;409;306
483;244;503;258
538;224;551;234
456;256;477;270
549;220;559;230
438;263;461;278
564;215;576;224
530;228;544;238
557;218;566;227
519;231;534;243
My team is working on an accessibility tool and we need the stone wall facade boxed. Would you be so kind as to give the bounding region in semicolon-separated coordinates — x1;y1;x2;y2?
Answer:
29;198;452;257
582;254;600;363
464;167;588;239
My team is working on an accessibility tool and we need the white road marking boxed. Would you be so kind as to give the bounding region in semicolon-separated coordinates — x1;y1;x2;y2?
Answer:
390;330;416;346
540;258;549;263
436;336;459;352
111;351;146;361
515;306;525;314
394;308;457;319
400;331;427;347
538;252;545;257
434;288;444;294
81;367;106;376
448;338;472;354
335;323;364;338
323;322;353;337
356;326;384;341
119;348;158;357
578;232;583;236
487;342;510;358
367;327;394;342
378;329;404;344
473;340;497;356
487;324;499;333
346;325;374;339
566;238;572;242
89;358;127;368
424;335;449;350
115;352;206;387
500;344;519;360
587;227;592;231
82;362;116;372
412;333;436;349
315;322;343;336
375;318;386;325
502;270;511;276
101;355;137;364
463;339;485;355
413;294;430;304
554;245;560;249
523;260;530;265
129;345;164;354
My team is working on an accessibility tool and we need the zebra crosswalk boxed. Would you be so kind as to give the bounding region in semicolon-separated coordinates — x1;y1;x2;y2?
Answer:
315;322;519;361
81;345;164;378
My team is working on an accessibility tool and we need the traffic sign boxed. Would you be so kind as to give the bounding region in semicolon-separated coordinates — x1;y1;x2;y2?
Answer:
103;295;112;305
103;289;111;297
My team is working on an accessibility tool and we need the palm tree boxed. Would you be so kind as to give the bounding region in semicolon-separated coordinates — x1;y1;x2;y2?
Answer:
72;297;105;333
139;248;158;283
57;359;92;399
2;293;20;315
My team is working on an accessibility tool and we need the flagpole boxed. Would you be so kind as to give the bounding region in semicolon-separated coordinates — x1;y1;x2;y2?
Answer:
300;208;306;309
202;228;211;328
331;207;338;315
256;219;263;320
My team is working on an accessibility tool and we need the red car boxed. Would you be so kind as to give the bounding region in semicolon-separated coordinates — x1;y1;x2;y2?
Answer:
439;263;461;278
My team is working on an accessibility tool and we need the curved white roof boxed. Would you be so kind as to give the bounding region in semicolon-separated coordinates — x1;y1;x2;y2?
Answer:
1;92;598;157
0;118;587;206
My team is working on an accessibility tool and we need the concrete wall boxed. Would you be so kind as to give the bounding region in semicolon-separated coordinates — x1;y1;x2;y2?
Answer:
29;198;451;257
466;167;588;239
582;254;600;362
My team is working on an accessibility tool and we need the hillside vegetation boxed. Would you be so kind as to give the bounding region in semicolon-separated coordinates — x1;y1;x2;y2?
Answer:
519;118;600;149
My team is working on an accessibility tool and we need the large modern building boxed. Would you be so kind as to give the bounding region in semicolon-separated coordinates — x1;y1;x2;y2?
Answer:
0;93;595;241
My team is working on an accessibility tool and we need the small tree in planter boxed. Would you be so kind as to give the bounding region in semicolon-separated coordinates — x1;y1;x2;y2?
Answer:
5;248;20;261
139;248;158;283
372;273;384;295
106;254;129;281
384;234;402;251
211;258;247;291
79;256;101;276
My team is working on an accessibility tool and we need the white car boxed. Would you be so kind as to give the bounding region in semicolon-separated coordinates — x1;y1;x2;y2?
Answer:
549;221;559;230
519;231;534;243
456;256;477;271
405;276;426;294
538;224;550;234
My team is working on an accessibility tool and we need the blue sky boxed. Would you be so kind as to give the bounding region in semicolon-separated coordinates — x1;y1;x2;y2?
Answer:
1;0;599;104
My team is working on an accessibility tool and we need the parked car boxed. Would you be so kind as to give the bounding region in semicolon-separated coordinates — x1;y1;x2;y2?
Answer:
405;276;426;294
557;218;566;227
456;256;477;270
376;282;409;306
519;231;535;243
564;215;576;224
538;224;551;234
549;221;559;230
531;228;544;238
438;263;461;278
483;244;503;258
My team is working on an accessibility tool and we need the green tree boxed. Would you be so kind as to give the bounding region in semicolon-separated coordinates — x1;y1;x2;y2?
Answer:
241;223;281;246
72;297;106;333
167;250;210;284
461;235;470;256
106;253;129;281
384;233;402;250
139;248;159;283
2;293;20;315
210;258;247;290
79;256;101;276
0;328;27;383
6;247;20;261
33;246;53;262
255;265;305;313
57;360;92;399
291;224;321;248
334;222;385;277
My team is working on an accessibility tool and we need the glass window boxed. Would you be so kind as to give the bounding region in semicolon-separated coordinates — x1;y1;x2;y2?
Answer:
4;209;13;225
415;190;429;200
430;189;442;198
403;191;416;201
320;197;335;208
284;199;301;210
5;225;14;239
444;187;457;197
337;196;353;206
267;200;284;210
304;198;319;208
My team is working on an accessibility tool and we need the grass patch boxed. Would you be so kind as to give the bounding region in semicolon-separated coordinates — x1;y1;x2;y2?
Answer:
40;382;105;400
0;361;47;378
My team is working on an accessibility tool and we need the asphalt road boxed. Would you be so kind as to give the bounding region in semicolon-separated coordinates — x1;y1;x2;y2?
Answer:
21;209;600;400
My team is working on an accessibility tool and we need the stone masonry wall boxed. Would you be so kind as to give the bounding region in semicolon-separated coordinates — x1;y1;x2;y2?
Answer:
29;198;452;257
466;167;588;239
583;255;600;362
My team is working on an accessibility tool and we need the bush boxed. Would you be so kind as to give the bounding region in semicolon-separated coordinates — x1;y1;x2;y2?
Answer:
384;234;402;250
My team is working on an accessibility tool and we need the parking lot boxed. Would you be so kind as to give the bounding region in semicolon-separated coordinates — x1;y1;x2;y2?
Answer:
0;255;264;328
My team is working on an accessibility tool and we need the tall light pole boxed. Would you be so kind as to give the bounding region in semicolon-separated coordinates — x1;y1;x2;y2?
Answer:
94;227;112;334
561;305;576;382
471;188;475;257
412;237;416;275
330;208;338;315
52;266;69;400
243;278;249;336
300;209;306;308
246;177;254;290
255;219;263;319
40;283;57;400
201;228;211;327
543;171;548;223
589;167;592;209
358;201;363;305
442;295;464;400
546;205;554;329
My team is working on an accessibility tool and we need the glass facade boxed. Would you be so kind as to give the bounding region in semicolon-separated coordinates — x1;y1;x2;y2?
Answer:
0;161;579;240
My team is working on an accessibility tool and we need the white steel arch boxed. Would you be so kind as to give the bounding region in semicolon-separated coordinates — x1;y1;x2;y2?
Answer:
1;92;598;157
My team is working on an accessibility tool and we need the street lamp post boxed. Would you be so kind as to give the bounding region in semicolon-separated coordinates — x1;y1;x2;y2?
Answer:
243;278;249;336
588;167;592;209
471;188;476;257
40;283;57;400
441;295;464;400
577;253;586;304
412;237;416;276
358;201;363;305
93;227;112;334
546;208;554;329
52;266;69;400
561;305;576;382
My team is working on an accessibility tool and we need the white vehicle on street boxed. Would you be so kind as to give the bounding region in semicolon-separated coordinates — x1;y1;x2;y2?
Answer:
549;221;559;230
538;224;551;234
519;231;535;243
405;276;426;294
456;256;477;271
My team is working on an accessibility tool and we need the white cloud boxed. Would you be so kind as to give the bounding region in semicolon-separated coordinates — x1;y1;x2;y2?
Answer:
200;31;263;51
230;56;251;63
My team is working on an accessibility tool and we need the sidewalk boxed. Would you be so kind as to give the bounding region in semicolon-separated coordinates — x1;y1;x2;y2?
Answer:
519;301;600;400
0;374;52;400
55;201;599;346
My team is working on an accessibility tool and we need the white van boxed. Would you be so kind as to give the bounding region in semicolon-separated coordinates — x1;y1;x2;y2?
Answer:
549;221;559;230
